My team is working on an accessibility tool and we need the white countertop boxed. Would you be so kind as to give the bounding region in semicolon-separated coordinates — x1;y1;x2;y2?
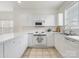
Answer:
0;32;28;43
66;36;79;41
0;31;53;43
0;33;14;43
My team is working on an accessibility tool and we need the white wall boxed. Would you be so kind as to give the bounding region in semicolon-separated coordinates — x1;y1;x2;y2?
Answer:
0;1;17;34
0;1;16;11
14;5;58;33
0;12;14;20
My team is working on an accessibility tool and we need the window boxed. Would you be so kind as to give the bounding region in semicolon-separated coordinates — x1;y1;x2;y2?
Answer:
65;2;79;29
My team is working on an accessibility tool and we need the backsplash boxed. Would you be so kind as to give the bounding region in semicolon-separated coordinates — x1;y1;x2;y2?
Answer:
23;26;64;33
72;29;79;35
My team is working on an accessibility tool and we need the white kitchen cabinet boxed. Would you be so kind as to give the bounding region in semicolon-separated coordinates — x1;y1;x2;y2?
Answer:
24;15;55;26
47;32;54;47
4;39;17;58
28;33;34;47
0;42;3;58
63;38;79;57
54;33;66;57
4;34;28;58
45;15;55;26
55;32;79;58
55;33;65;55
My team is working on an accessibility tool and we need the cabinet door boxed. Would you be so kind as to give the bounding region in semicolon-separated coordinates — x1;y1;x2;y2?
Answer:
63;38;79;57
4;39;18;58
47;32;54;47
28;33;33;47
55;33;59;49
45;15;55;26
55;33;65;56
55;33;62;50
0;42;3;58
4;35;28;58
23;35;28;49
14;35;28;57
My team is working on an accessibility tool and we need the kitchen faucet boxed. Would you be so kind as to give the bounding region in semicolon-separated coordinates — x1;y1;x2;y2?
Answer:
69;30;72;35
69;29;76;35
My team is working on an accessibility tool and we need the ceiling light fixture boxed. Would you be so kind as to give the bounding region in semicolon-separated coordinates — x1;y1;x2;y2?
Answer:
18;1;21;3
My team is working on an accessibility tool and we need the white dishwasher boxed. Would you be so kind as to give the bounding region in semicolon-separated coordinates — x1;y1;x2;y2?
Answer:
33;33;47;48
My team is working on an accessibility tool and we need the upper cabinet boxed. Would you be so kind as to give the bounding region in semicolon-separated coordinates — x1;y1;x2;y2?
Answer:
31;15;56;26
22;15;56;26
65;2;79;29
45;15;56;26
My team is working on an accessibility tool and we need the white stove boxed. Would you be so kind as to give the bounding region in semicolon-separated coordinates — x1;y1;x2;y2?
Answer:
32;32;47;48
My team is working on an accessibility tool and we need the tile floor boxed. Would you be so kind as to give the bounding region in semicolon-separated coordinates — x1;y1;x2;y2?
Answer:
22;47;62;58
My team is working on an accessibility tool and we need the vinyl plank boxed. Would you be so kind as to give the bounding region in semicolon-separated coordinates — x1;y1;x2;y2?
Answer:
22;48;62;58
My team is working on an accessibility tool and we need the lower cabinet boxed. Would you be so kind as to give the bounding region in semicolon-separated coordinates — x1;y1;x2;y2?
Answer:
0;42;3;58
55;32;79;58
4;34;28;58
28;33;34;47
4;39;18;58
63;38;79;58
55;33;65;55
47;32;54;47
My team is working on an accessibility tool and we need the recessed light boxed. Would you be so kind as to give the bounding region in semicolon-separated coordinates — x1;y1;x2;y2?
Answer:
17;1;21;3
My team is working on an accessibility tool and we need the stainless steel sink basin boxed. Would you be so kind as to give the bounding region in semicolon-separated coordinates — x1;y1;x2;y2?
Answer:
61;33;78;36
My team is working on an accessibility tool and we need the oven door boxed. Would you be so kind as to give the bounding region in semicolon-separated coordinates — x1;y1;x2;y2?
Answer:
35;22;42;26
32;35;47;48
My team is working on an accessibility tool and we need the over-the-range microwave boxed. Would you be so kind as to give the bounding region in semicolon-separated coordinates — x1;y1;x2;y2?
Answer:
34;20;45;26
35;22;42;25
35;21;44;26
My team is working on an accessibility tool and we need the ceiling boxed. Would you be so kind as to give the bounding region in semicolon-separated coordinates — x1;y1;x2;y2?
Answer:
18;1;63;9
0;1;64;14
16;1;64;14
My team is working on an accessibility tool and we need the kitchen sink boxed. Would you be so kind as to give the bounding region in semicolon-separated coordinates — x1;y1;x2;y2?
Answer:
60;33;78;36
